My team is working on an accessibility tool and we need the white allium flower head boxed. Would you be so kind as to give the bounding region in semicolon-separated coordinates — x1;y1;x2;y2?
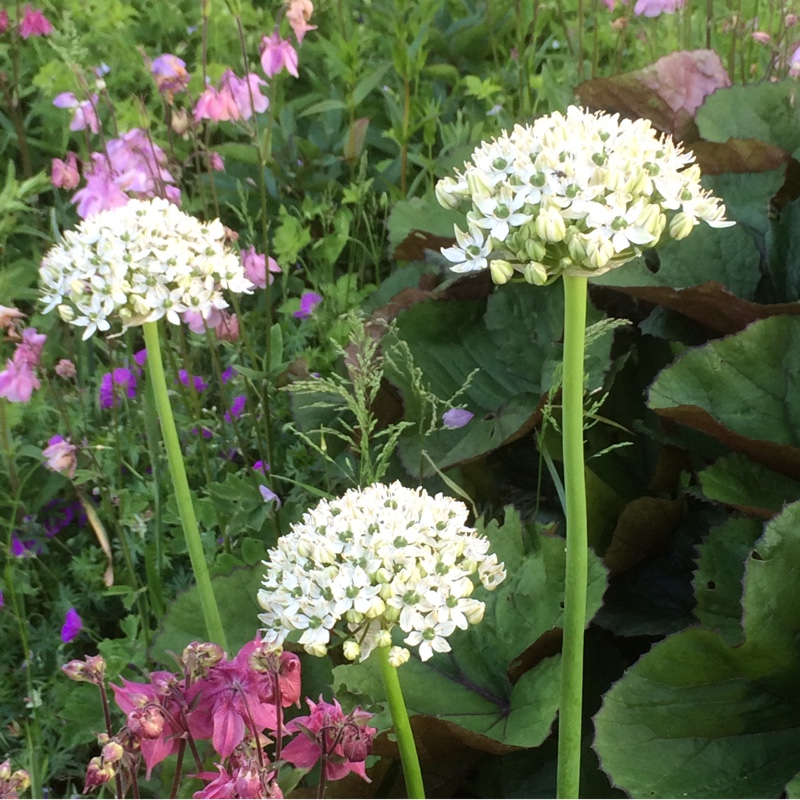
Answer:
258;481;506;663
39;197;252;339
435;105;734;285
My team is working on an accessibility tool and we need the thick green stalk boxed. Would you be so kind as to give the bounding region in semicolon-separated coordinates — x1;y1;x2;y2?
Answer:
142;321;228;650
556;275;589;799
376;646;425;799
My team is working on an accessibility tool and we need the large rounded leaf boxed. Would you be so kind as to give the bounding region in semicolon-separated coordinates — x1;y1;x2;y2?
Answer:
594;500;800;798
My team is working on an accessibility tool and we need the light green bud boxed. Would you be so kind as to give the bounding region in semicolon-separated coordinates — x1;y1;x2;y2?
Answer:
388;646;411;668
567;233;587;263
304;642;328;658
343;640;361;661
669;212;695;240
435;177;463;210
636;203;666;239
346;608;364;625
375;628;393;648
524;238;546;261
534;208;567;242
522;262;548;285
490;259;514;285
365;597;386;619
57;304;75;322
466;169;493;197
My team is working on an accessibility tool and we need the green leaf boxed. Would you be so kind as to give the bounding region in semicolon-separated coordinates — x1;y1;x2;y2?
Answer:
149;565;265;664
297;98;348;118
387;197;464;255
696;82;800;154
648;316;800;479
272;207;312;265
698;453;800;517
595;499;800;798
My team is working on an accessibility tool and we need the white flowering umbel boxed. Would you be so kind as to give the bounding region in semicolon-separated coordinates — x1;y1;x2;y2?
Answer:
435;105;734;284
39;198;252;339
258;482;506;664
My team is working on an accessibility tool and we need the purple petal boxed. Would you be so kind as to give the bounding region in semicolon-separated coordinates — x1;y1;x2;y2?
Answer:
61;608;83;643
442;408;474;429
259;485;281;507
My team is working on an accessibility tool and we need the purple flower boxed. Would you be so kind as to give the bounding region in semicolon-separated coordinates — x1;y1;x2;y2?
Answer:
221;366;235;384
253;460;270;473
150;54;190;95
224;394;247;422
176;369;208;393
99;368;137;409
258;485;281;507
633;0;685;15
294;291;322;319
11;532;40;558
61;608;83;643
442;408;474;429
134;349;148;368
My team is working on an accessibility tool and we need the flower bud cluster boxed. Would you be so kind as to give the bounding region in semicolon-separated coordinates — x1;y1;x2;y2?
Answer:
258;481;506;663
0;760;31;799
39;198;253;340
435;105;733;284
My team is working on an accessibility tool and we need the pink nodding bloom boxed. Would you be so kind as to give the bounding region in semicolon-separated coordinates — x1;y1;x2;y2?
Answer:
260;31;299;78
0;10;9;34
43;436;77;479
286;0;317;43
52;93;100;134
214;311;239;342
52;152;80;190
633;0;685;16
55;359;77;379
19;5;53;38
241;246;281;289
0;360;40;403
150;54;190;95
220;70;270;120
751;31;771;44
193;84;240;124
0;305;25;334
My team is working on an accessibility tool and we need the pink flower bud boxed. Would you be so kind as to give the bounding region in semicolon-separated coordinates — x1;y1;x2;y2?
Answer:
83;757;115;792
43;436;77;478
52;152;80;190
55;359;77;379
214;311;239;342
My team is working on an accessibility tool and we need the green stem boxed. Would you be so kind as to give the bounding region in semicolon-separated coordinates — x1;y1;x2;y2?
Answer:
556;274;589;800
376;646;424;799
142;321;228;651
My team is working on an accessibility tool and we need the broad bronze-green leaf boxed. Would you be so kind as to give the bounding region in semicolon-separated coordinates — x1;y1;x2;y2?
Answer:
648;316;800;479
594;499;800;798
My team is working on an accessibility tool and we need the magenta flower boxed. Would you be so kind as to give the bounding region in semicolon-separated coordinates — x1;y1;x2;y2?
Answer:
224;394;247;422
221;70;269;120
282;696;376;782
99;368;137;409
208;151;224;171
185;640;282;759
0;10;9;34
43;435;77;479
442;408;474;429
52;152;80;190
61;608;83;643
193;764;236;799
11;531;40;558
0;360;40;403
53;92;100;134
177;369;208;393
294;291;322;319
134;349;148;369
150;54;190;95
259;31;299;78
13;327;46;369
19;5;52;38
253;460;270;473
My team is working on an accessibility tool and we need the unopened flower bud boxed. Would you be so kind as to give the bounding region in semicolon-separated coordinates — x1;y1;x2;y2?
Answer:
57;304;75;322
383;604;401;622
305;642;328;657
466;170;492;197
522;262;548;285
388;646;411;668
101;741;124;764
524;237;546;261
586;237;615;270
365;597;386;619
636;203;666;239
375;628;392;648
345;608;364;625
490;259;514;285
171;107;191;136
567;233;587;264
435;177;463;210
84;757;115;793
343;639;361;661
534;208;566;242
669;212;695;240
462;598;486;625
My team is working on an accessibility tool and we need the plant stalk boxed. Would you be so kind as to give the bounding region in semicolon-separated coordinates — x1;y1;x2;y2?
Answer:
142;320;228;650
556;274;589;799
376;646;424;799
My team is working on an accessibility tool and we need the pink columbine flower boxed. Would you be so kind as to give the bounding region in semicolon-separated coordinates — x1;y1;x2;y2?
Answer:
193;83;240;123
183;307;223;334
43;435;78;479
214;311;239;342
61;608;83;643
208;151;224;171
0;10;10;34
0;361;40;403
294;291;322;319
13;327;46;369
0;305;25;335
240;246;281;288
19;5;52;38
633;0;685;15
150;53;190;95
72;159;129;219
220;70;269;120
791;44;800;77
52;92;100;134
282;697;376;782
52;152;80;190
442;408;474;429
286;0;317;43
260;31;299;78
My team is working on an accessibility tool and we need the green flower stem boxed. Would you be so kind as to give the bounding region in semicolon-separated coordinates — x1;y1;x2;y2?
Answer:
376;646;425;799
142;320;228;651
557;274;589;799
